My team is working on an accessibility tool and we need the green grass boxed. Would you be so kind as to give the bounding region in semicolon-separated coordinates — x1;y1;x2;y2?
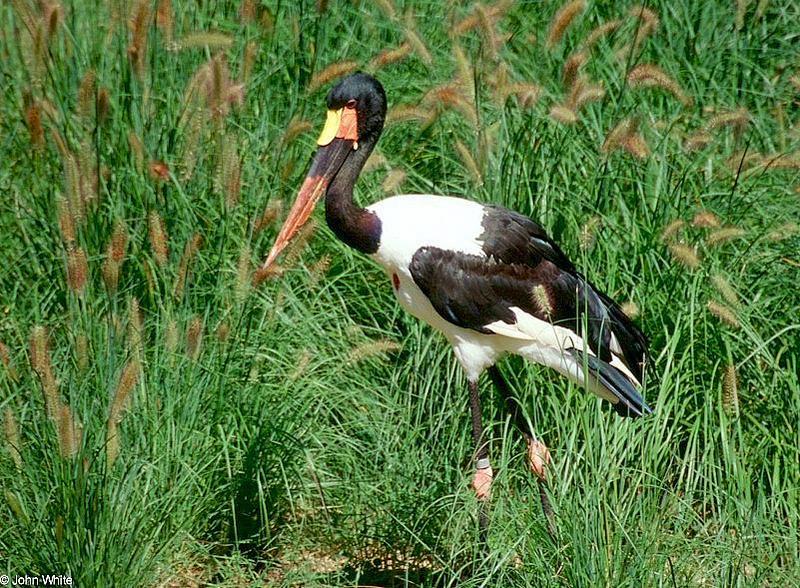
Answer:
1;0;799;585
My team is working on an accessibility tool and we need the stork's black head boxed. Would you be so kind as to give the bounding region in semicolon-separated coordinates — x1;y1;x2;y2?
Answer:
260;73;387;268
325;72;387;144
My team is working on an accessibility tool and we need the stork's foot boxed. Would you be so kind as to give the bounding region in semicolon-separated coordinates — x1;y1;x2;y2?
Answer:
526;438;551;481
472;465;494;501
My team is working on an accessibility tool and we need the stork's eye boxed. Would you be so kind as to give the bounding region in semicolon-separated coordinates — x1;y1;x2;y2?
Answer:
346;99;357;109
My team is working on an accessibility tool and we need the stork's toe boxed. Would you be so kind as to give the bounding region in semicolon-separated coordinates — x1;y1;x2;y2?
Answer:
527;438;551;481
472;466;494;501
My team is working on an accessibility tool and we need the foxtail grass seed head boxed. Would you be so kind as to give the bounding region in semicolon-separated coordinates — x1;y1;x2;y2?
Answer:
711;274;740;307
707;300;740;328
568;77;605;111
148;211;169;266
109;221;128;264
722;364;739;415
106;356;139;467
66;247;88;294
363;152;388;173
758;152;800;171
0;342;16;381
309;254;331;286
165;319;178;353
348;339;401;364
128;297;143;357
579;216;601;250
620;301;639;319
373;0;398;20
61;152;85;222
241;41;259;85
706;108;751;139
382;168;406;194
218;143;242;208
58;403;82;459
128;0;151;79
254;200;284;234
629;5;659;49
668;243;701;269
629;5;660;30
4;408;22;469
455;141;483;185
474;3;507;58
602;118;636;154
309;61;360;92
286;219;318;264
546;1;585;48
279;159;296;183
216;321;230;343
5;490;27;524
627;64;691;106
75;333;89;372
707;227;746;246
423;84;477;125
602;117;649;158
43;2;64;41
403;17;432;65
725;150;762;173
451;1;514;38
149;161;170;182
96;87;111;124
289;349;312;382
508;83;541;108
128;132;145;174
106;420;120;467
692;211;721;228
550;103;578;125
531;285;553;320
684;131;712;152
156;0;173;40
370;43;412;70
282;118;313;145
30;326;49;373
240;0;257;23
562;51;587;88
102;259;120;293
76;69;96;119
252;263;285;286
583;19;621;47
56;196;76;244
109;359;141;426
179;108;205;181
386;104;431;126
767;222;799;241
178;31;233;51
186;316;203;360
77;140;98;208
25;102;45;150
174;233;202;299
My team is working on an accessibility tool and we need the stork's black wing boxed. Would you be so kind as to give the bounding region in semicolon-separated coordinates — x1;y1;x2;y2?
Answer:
408;205;650;415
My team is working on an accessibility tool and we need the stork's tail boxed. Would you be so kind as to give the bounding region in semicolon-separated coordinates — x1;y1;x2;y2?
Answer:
569;349;653;418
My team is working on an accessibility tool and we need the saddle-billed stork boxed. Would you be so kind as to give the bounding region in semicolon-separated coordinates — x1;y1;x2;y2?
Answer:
262;72;651;517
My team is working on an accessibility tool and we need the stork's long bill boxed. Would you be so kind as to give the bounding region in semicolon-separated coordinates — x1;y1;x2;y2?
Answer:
261;104;359;269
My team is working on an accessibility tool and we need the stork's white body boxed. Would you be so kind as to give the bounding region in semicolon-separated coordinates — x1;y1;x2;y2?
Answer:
366;194;633;401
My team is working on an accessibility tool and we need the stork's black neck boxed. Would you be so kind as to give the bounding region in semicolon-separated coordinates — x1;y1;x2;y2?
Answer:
325;136;382;255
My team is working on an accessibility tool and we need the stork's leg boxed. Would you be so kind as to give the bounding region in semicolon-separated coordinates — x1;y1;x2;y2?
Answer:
487;366;556;537
487;366;551;479
469;379;493;500
468;378;491;545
